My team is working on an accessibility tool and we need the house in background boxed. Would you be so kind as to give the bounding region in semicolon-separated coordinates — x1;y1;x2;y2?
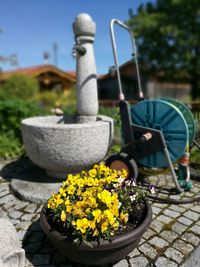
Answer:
0;64;76;94
97;60;191;102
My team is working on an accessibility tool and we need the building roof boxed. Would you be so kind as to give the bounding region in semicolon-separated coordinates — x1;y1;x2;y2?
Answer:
0;64;76;82
98;60;138;81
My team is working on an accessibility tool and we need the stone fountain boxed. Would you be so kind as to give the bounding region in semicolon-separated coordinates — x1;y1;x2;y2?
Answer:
11;14;113;203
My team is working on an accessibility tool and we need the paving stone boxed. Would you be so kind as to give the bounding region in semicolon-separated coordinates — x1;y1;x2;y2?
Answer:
31;254;51;265
24;203;37;214
7;206;16;213
177;216;193;226
9;210;23;219
127;248;140;258
179;203;194;209
143;228;156;240
34;213;40;220
156;214;172;224
155;256;178;267
190;225;200;236
0;189;9;198
0;183;9;192
14;200;28;210
0;195;15;206
168;205;186;213
173;239;193;255
138;242;157;259
21;213;35;221
160;230;178;243
16;220;32;231
191;205;200;213
112;259;129;267
149;236;169;248
154;203;168;209
152;206;162;215
129;256;149;267
139;238;145;245
191;186;200;193
36;205;43;213
184;210;200;221
2;201;16;210
181;232;200;246
164;247;184;264
171;221;188;235
163;209;179;218
10;218;20;226
150;220;164;233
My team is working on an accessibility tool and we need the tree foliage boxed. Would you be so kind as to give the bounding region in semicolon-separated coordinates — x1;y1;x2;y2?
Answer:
0;74;39;100
128;0;200;99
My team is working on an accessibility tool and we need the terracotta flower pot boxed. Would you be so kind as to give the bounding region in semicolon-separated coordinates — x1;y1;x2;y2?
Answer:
40;201;152;265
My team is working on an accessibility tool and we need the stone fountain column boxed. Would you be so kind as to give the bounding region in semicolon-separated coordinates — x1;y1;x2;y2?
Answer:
16;13;113;204
73;13;98;123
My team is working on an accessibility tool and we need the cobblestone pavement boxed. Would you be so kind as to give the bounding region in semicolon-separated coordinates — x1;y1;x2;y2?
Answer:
1;158;200;267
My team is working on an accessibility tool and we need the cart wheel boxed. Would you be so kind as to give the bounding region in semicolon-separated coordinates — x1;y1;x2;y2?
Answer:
106;152;138;180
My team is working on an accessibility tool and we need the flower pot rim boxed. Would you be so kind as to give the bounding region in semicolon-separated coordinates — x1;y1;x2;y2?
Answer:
40;200;152;251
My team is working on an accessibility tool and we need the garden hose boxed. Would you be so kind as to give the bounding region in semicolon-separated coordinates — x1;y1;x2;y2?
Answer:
146;193;200;204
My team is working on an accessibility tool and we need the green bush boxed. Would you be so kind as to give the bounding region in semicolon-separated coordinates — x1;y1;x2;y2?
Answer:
99;105;122;153
0;99;47;159
0;74;39;100
33;88;76;111
0;134;24;159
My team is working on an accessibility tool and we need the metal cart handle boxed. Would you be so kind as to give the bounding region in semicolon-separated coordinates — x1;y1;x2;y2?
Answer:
110;19;144;100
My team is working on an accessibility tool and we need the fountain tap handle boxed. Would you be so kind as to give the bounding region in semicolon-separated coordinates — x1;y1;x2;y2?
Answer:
73;44;86;56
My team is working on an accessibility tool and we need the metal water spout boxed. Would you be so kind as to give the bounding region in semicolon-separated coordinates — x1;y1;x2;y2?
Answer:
73;13;98;122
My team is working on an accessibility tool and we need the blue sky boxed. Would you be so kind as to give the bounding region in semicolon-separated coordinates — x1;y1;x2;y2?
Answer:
0;0;153;74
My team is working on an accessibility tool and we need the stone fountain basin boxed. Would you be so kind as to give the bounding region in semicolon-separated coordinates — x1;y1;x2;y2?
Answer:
21;115;113;179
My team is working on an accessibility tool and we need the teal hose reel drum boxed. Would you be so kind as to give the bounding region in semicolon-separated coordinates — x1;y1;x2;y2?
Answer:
130;99;195;168
106;19;197;193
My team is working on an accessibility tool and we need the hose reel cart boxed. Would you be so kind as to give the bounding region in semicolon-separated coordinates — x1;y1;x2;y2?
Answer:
106;19;198;193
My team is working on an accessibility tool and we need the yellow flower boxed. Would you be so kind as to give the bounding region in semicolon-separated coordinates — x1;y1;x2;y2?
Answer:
53;194;64;206
120;212;129;224
94;179;99;186
76;218;90;233
89;220;96;229
77;178;85;187
47;199;56;209
92;209;102;222
122;169;128;178
81;170;87;176
66;205;72;213
113;221;119;230
89;169;97;178
103;209;116;225
93;229;99;236
87;177;95;186
66;185;76;195
101;220;109;233
59;187;66;197
61;210;67;222
65;198;70;206
98;190;112;206
93;164;99;170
